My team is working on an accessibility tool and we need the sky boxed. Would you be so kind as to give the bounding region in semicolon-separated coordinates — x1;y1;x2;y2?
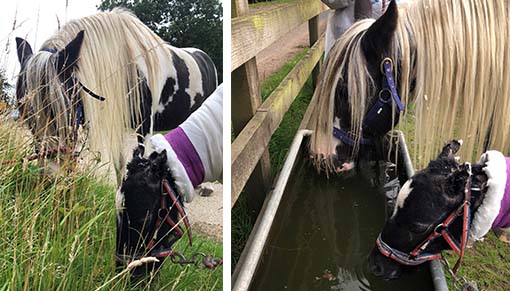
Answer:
0;0;101;84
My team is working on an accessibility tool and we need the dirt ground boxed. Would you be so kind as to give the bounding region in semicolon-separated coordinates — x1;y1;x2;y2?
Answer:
186;182;223;242
256;11;328;81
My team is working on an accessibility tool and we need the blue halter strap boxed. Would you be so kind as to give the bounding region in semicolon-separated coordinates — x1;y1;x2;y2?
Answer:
333;57;405;146
41;47;57;54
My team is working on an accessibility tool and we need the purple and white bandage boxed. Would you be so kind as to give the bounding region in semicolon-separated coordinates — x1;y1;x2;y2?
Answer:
150;85;223;202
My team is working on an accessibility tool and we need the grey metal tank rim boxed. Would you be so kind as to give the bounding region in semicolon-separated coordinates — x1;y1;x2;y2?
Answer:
232;129;313;291
395;130;448;291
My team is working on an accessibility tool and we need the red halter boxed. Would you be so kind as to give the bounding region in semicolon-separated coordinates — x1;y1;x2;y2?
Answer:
146;179;193;256
376;170;472;274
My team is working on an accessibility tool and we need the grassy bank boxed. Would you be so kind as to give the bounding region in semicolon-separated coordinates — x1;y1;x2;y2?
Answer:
0;119;222;291
232;47;313;268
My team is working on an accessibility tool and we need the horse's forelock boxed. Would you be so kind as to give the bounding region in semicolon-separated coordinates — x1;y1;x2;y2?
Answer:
310;19;376;172
23;51;71;142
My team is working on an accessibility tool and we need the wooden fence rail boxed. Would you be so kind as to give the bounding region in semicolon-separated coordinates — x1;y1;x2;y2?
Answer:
231;35;324;205
232;0;326;70
231;0;327;210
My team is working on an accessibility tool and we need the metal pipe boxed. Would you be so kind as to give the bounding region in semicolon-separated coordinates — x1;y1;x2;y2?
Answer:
232;129;312;291
395;130;449;291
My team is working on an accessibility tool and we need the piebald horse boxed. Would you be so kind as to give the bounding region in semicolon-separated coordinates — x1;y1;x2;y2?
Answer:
15;9;217;183
310;0;510;173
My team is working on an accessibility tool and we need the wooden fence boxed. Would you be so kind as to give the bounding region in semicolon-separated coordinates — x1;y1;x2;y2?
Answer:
231;0;327;213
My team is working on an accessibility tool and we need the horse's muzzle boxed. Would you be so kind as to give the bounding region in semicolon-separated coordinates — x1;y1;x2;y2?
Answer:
368;248;402;281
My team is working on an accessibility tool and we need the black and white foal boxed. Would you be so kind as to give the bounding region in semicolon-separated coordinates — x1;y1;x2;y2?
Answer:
369;140;510;280
115;85;223;276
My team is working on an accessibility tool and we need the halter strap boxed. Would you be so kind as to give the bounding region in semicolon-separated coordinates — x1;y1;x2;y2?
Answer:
41;48;57;54
145;179;193;259
332;127;374;146
380;58;405;111
39;48;106;102
76;79;106;101
332;57;404;145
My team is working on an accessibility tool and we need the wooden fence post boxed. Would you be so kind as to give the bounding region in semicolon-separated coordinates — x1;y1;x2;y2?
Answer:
308;15;320;89
232;0;272;218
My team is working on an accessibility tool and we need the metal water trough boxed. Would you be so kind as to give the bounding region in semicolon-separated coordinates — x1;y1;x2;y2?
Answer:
232;130;449;291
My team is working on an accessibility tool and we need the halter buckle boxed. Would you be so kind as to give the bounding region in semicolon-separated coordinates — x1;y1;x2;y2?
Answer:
158;208;169;219
380;57;394;74
434;223;446;234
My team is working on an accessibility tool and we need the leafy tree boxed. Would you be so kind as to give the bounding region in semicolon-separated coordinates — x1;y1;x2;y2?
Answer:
98;0;223;82
0;70;13;107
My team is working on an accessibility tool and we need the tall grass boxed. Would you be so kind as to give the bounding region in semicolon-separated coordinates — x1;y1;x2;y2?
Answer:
0;118;222;291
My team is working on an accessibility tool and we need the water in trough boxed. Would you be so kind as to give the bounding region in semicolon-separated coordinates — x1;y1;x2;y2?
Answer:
250;156;434;291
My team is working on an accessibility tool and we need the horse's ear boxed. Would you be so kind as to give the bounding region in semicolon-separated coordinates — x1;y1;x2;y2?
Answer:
361;0;398;60
56;30;85;74
150;150;168;173
132;145;144;159
15;37;33;65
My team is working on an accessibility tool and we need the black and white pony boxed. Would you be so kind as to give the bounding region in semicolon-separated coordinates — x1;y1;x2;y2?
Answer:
310;0;510;173
15;8;217;183
369;140;510;280
115;85;223;275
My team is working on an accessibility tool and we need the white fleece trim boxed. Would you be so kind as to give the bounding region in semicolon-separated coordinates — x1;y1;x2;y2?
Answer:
470;150;507;241
150;134;195;202
180;84;223;182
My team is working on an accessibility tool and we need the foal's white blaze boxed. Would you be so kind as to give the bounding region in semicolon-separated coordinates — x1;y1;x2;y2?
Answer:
392;179;413;218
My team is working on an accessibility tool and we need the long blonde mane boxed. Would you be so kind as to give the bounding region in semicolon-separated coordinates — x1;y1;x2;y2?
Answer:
312;0;510;169
24;9;172;177
310;19;376;172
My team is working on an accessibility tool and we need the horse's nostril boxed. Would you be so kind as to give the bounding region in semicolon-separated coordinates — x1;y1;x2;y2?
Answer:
370;263;383;276
389;269;400;280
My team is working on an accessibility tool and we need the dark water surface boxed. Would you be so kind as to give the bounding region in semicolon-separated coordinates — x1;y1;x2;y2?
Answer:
250;158;434;291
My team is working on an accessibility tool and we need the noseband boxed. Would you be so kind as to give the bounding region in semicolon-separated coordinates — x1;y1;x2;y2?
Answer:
333;57;405;146
376;166;472;274
115;179;192;264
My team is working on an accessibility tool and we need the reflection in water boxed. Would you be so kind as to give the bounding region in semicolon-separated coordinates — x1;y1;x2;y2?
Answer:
330;266;371;291
250;158;433;291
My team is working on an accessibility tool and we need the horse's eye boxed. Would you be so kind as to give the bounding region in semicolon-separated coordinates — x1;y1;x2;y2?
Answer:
410;222;432;235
